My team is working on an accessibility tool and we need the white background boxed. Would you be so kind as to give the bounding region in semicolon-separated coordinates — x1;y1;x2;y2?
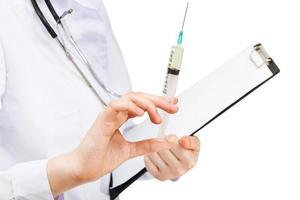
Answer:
104;0;300;199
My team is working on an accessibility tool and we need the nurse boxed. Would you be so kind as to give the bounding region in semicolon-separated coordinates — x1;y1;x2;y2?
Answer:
0;0;200;199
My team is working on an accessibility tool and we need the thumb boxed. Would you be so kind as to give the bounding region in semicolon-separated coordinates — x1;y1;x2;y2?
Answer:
128;139;171;158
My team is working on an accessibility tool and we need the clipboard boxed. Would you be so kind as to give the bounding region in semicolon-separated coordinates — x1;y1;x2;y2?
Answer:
109;44;280;200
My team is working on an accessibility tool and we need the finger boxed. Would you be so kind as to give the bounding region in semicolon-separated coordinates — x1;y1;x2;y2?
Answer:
144;156;159;175
137;93;179;114
166;134;180;146
166;135;191;162
158;150;180;167
173;97;179;104
144;94;179;113
125;94;162;124
164;135;182;161
170;144;191;162
179;136;201;152
148;153;168;170
108;99;144;117
128;139;171;159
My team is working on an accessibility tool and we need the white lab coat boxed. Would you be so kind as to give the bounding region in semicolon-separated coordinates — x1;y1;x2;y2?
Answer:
0;0;145;199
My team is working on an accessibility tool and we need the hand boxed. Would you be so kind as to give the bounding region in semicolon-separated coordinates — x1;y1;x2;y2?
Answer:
145;135;200;181
47;92;179;197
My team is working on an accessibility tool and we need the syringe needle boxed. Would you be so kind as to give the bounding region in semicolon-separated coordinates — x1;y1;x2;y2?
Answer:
181;2;190;31
177;2;190;45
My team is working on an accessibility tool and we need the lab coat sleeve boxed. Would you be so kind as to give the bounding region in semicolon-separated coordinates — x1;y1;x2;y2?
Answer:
0;160;55;200
0;43;6;109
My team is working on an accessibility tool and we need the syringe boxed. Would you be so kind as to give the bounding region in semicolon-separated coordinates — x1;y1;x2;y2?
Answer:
158;2;190;139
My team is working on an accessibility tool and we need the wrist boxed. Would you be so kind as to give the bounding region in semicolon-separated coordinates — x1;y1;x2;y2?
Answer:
68;149;95;183
47;152;84;197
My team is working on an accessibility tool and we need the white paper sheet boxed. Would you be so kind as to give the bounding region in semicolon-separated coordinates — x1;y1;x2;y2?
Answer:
111;46;275;187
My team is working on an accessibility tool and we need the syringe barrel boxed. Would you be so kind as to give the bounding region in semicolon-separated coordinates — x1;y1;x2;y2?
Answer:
158;45;184;138
163;73;179;97
168;45;184;71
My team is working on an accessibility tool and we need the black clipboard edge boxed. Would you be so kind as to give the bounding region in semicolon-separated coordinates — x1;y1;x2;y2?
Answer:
109;168;147;200
191;58;280;136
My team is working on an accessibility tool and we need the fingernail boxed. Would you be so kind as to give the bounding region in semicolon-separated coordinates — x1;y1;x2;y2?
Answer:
156;111;162;123
173;97;179;104
157;117;162;124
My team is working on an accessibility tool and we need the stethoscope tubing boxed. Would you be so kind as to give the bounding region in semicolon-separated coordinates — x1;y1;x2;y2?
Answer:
30;0;123;106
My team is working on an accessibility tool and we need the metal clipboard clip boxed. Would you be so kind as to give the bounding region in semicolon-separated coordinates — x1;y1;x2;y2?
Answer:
249;44;272;68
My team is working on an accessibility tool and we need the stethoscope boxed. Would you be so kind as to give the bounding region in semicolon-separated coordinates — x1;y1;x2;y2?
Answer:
30;0;122;106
